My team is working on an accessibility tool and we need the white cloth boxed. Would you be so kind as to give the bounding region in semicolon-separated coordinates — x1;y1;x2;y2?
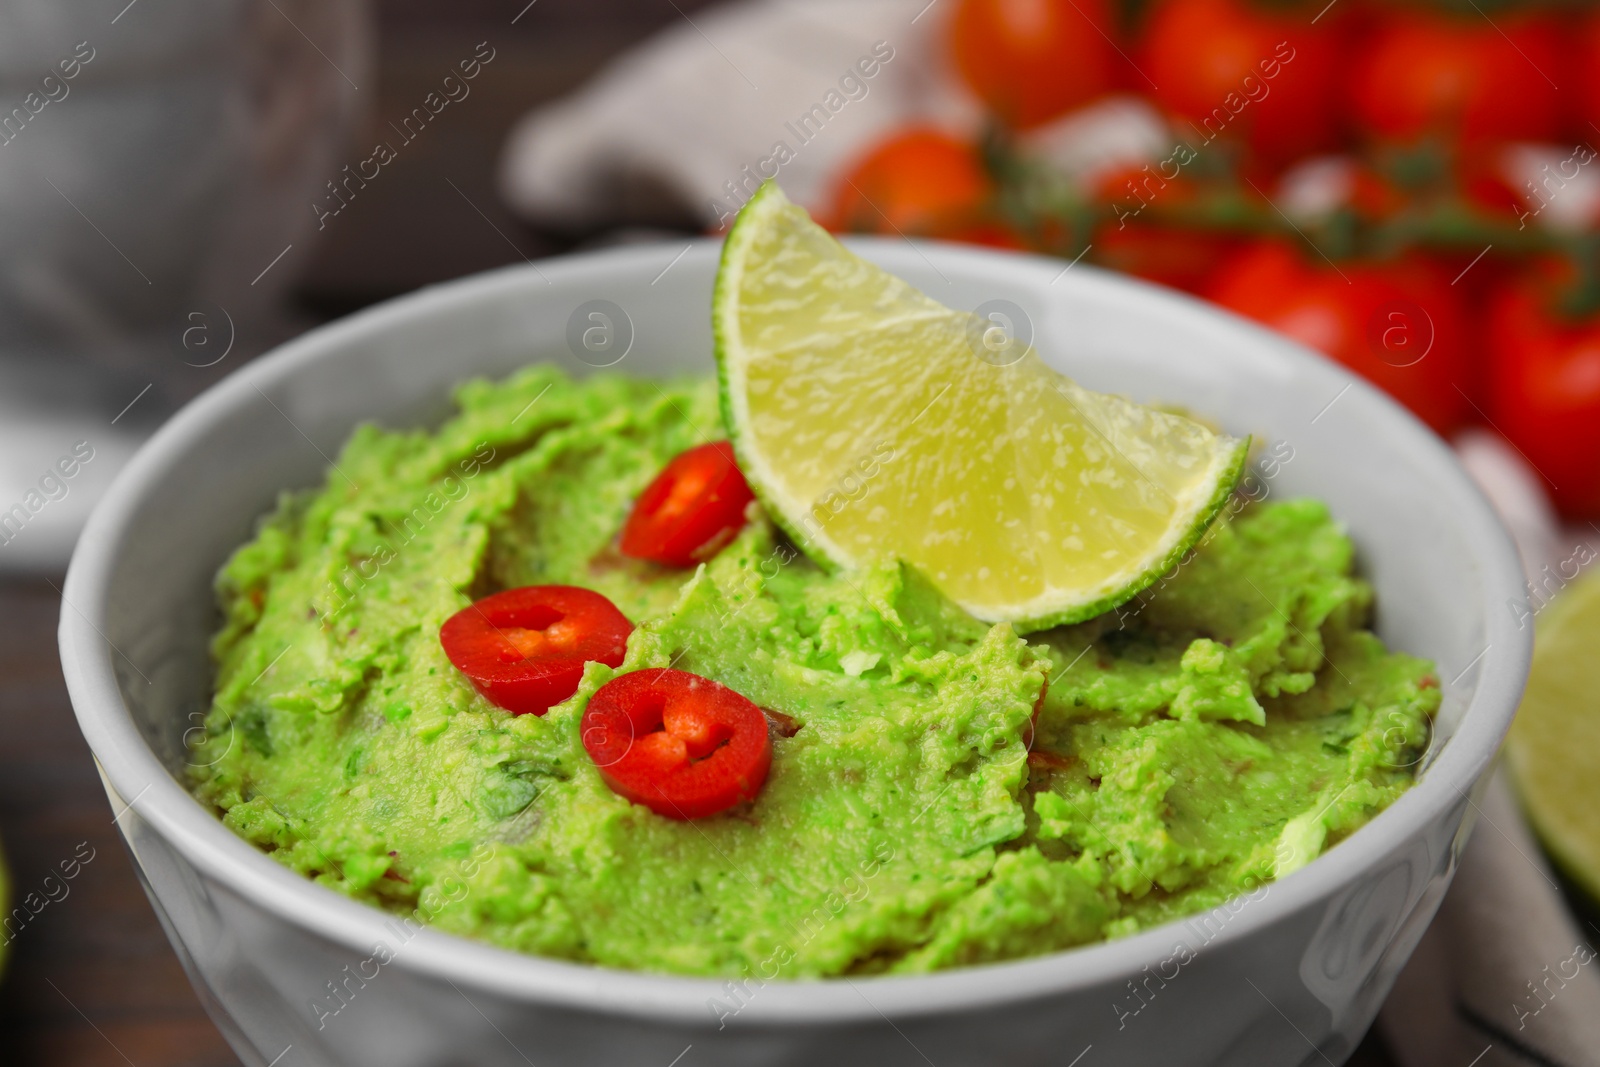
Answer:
498;0;979;229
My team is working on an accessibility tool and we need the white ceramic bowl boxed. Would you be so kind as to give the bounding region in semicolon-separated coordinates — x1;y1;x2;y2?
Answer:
61;239;1530;1067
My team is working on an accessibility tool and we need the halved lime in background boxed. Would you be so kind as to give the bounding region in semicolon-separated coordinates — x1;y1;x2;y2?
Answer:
1507;567;1600;903
714;183;1248;631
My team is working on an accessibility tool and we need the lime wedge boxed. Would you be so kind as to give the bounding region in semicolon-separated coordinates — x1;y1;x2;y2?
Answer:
714;183;1248;630
1507;568;1600;902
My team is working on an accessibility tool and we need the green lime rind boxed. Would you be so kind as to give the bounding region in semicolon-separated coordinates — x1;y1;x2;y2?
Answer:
1005;435;1251;633
714;181;1251;635
714;185;829;563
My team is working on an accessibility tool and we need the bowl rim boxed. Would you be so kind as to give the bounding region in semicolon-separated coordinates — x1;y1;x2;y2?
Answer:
60;236;1532;1026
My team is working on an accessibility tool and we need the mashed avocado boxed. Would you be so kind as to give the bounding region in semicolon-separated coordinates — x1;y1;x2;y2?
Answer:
191;366;1437;977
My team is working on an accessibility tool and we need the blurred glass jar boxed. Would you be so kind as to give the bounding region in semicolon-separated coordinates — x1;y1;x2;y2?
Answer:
0;0;370;413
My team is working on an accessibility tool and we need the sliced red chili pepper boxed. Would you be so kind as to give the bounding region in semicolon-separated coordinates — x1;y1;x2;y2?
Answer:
619;441;755;567
440;585;632;716
580;668;772;820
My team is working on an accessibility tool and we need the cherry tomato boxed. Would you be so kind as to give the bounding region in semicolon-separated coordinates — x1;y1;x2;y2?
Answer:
1092;219;1241;295
1349;10;1562;146
1460;149;1528;227
440;585;632;716
949;0;1116;129
828;128;992;237
943;220;1030;251
1207;241;1471;435
1137;0;1343;166
581;669;773;820
620;441;755;567
1575;11;1600;141
1488;267;1600;518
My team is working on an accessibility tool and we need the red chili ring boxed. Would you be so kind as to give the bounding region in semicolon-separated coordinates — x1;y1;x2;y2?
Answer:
580;668;773;820
619;441;755;567
440;585;632;716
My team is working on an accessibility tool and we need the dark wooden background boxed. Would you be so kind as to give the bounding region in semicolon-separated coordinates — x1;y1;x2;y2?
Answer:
0;0;1396;1062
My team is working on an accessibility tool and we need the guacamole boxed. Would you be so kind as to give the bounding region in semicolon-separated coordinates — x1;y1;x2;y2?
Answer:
191;366;1437;977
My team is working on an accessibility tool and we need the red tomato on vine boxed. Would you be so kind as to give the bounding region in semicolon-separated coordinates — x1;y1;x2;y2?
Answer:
1093;221;1241;295
1136;0;1343;166
949;0;1117;129
1574;11;1600;141
828;128;992;237
1488;266;1600;518
1208;241;1472;435
1349;9;1563;146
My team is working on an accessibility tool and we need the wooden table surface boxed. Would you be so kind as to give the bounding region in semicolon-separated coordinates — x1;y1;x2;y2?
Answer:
0;1;1399;1062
